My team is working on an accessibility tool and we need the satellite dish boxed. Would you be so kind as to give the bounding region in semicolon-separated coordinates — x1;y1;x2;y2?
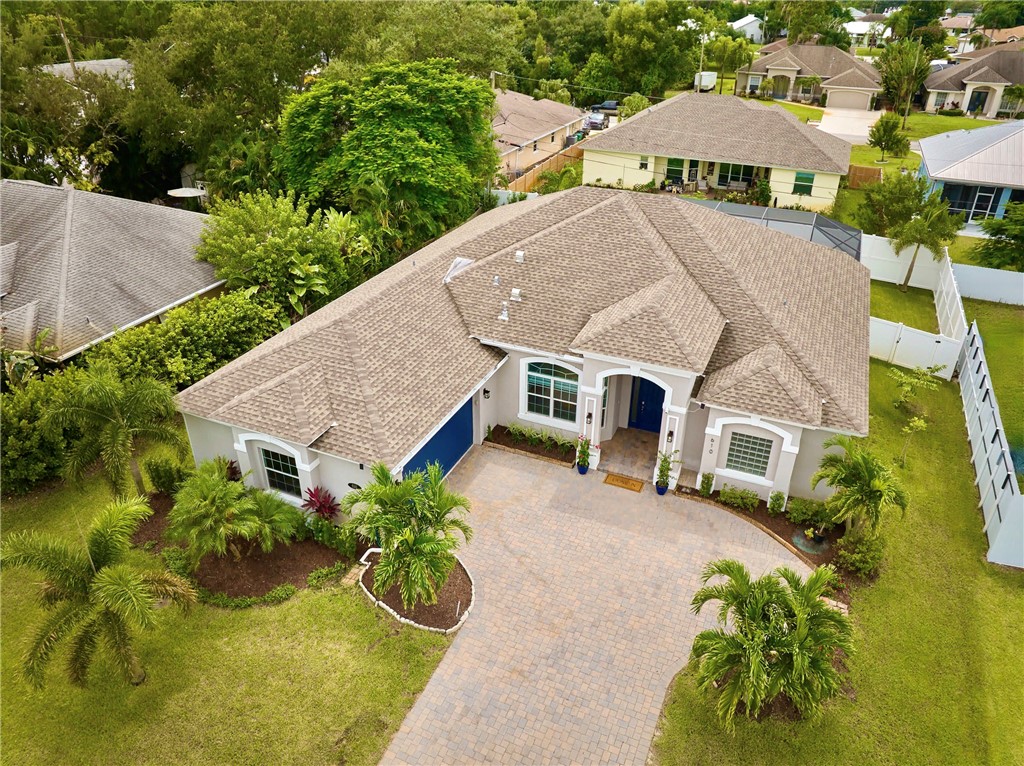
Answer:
167;187;207;198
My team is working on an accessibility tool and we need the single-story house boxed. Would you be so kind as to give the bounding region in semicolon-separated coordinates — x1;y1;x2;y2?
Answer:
843;20;891;48
940;14;975;33
922;44;1024;117
492;88;587;179
0;180;220;360
579;93;851;210
731;14;764;44
918;120;1024;222
739;44;882;110
175;186;869;506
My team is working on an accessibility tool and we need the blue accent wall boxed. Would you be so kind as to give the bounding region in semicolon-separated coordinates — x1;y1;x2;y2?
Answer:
403;398;474;478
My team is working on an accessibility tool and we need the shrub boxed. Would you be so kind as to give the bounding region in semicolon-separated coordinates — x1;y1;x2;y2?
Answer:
0;368;83;494
307;561;348;588
819;92;827;107
937;108;964;117
144;456;192;496
86;291;281;388
301;485;341;519
835;534;886;577
306;516;356;558
768;491;786;516
506;422;528;443
202;583;297;609
718;484;759;513
786;497;833;529
699;472;714;497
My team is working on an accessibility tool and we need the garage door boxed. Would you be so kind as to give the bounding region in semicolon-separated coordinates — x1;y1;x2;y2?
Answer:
827;89;871;110
403;398;474;477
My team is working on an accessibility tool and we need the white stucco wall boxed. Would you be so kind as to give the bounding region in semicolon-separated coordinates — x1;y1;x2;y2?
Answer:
789;427;837;501
582;150;657;188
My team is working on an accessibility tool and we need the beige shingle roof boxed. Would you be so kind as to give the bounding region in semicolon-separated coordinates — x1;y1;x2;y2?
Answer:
926;47;1024;90
492;89;585;154
747;44;881;89
178;187;869;467
582;93;851;174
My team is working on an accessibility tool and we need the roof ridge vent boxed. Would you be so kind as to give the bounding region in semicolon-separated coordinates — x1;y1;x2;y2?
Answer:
515;249;525;263
510;288;522;302
498;301;509;321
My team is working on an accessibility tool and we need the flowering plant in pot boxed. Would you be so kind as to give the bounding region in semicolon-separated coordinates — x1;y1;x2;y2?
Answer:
576;435;591;475
656;450;678;495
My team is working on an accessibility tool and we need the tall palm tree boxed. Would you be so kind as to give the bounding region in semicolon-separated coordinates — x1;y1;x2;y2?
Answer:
0;497;196;687
44;361;187;496
812;435;910;537
891;193;963;292
689;560;853;731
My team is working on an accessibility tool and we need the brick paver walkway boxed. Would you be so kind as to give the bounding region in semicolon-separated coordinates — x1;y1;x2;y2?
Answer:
381;447;808;765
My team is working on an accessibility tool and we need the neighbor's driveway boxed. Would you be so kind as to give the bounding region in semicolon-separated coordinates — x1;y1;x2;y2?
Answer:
380;447;807;765
817;107;881;144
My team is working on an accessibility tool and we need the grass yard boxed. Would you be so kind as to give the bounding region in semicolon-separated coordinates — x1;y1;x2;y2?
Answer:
0;469;448;765
773;101;824;123
899;111;1000;142
962;298;1024;450
870;281;938;333
946;235;986;266
654;360;1024;766
848;144;921;176
855;46;885;57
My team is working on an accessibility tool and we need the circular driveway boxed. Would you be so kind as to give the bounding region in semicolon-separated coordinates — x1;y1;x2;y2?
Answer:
381;447;808;765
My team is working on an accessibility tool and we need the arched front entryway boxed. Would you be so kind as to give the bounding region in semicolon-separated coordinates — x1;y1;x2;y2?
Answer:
771;74;791;99
591;372;669;481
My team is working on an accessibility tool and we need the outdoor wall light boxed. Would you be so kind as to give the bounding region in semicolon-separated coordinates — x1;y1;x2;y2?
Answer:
483;389;491;399
586;413;593;424
667;430;674;443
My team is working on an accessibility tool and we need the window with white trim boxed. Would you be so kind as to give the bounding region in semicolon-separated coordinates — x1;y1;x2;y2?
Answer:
639;155;649;170
725;433;774;478
793;171;814;196
261;448;301;496
526;362;578;422
934;92;947;109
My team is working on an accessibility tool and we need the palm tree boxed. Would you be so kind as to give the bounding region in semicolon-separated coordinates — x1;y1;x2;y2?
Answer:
416;462;473;545
167;459;303;570
44;361;187;496
0;497;196;687
689;560;853;731
811;435;910;537
373;528;459;610
891;193;964;292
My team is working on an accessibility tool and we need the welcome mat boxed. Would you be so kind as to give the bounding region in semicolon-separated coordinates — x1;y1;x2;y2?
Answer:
603;473;644;493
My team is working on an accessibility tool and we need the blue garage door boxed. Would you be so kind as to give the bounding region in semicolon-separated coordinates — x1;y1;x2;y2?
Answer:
404;398;474;477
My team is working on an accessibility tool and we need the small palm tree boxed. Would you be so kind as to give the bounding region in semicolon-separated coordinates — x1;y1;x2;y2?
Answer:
44;361;186;496
373;528;459;610
689;560;853;731
416;463;474;545
812;435;910;538
891;194;964;292
0;497;196;687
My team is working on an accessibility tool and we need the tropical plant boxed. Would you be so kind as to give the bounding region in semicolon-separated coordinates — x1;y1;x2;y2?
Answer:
867;112;910;161
302;486;341;520
834;533;886;577
890;193;964;291
812;436;910;538
576;436;592;468
536;160;582;194
888;365;943;411
699;472;714;497
44;361;186;496
656;450;678;488
0;497;196;687
970;203;1024;272
768;491;786;516
858;172;931;236
718;484;759;512
689;559;854;730
899;416;928;468
876;39;931;128
143;456;192;496
619;92;652;120
167;459;303;570
372;528;460;610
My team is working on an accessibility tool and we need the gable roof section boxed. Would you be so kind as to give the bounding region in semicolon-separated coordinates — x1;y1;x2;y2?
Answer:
925;47;1024;90
0;181;218;359
919;120;1024;186
732;14;761;29
582;93;851;174
823;66;882;89
747;44;881;88
492;88;585;154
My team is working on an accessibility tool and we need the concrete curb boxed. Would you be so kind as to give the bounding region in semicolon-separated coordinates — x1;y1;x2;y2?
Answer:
358;548;475;636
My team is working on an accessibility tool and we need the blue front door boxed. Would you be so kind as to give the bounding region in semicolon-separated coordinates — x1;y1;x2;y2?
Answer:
628;377;665;433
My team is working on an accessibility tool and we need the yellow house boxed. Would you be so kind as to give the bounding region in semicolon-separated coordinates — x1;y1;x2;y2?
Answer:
582;93;851;211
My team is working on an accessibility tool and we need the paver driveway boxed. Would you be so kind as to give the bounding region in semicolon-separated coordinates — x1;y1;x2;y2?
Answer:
381;447;808;766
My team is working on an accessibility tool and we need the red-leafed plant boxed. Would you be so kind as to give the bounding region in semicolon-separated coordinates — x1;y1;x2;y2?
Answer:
302;485;340;519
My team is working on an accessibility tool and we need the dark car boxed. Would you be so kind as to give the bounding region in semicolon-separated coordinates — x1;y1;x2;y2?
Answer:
590;100;619;114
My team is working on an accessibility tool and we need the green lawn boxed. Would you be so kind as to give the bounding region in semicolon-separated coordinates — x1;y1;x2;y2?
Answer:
899;112;1000;142
962;298;1024;449
855;46;885;57
848;144;921;176
654;360;1024;766
870;281;938;333
1;470;448;765
773;101;825;123
946;235;985;266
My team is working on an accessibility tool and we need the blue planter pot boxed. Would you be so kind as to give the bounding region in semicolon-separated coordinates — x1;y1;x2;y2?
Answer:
577;464;589;475
656;484;668;495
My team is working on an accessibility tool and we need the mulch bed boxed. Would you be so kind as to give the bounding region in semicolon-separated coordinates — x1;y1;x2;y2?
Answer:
195;539;344;598
485;424;575;465
361;551;473;631
132;492;174;552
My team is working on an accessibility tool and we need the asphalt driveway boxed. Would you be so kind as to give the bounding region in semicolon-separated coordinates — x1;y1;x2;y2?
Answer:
380;446;808;765
818;107;881;144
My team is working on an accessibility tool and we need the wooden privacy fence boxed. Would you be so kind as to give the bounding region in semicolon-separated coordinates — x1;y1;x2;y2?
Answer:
847;164;883;189
507;144;584;193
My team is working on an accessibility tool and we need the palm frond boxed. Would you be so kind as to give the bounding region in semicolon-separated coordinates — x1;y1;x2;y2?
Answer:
100;611;143;685
91;564;157;630
23;602;93;688
1;532;92;596
66;612;103;687
139;571;198;615
87;496;152;570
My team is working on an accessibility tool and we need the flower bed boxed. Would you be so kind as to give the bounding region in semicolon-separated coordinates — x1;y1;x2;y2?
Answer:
484;424;574;465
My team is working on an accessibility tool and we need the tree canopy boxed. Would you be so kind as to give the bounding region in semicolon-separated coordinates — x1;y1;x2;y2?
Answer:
970;203;1024;272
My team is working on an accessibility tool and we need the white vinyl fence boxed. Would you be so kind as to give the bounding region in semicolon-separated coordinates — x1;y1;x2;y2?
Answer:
957;323;1023;568
862;235;967;380
951;263;1024;306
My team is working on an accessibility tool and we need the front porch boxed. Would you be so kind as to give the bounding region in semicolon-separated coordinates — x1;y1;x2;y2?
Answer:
596;428;659;482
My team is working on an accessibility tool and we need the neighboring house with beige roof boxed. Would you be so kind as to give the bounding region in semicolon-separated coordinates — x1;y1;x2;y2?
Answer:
492;88;587;178
0;181;220;360
176;186;869;506
580;94;851;210
923;44;1024;117
739;43;882;110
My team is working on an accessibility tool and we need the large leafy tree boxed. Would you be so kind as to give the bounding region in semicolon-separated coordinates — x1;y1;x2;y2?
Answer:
605;0;705;96
877;39;931;128
690;560;854;730
859;173;930;236
812;435;910;538
0;497;196;687
971;203;1024;272
44;362;186;496
867;112;910;162
782;1;852;48
574;52;622;108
